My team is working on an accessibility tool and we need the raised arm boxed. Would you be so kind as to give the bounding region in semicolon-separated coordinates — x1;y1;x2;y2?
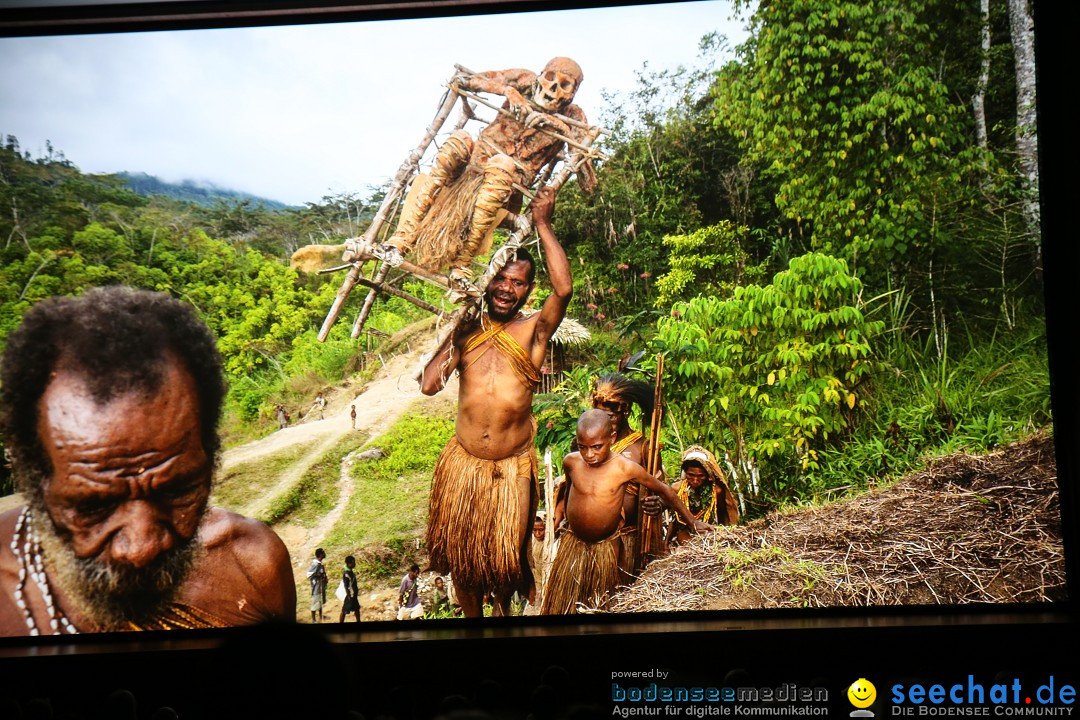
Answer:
529;187;572;353
632;464;712;535
459;68;536;116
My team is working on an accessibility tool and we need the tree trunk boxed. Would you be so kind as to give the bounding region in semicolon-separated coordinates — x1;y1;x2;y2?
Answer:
1008;0;1040;248
972;0;991;154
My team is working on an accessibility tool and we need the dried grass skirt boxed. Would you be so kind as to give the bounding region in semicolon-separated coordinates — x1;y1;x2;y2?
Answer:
425;435;537;595
541;528;622;615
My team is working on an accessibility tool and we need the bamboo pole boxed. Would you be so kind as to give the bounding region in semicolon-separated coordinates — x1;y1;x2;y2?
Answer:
351;262;390;339
318;71;462;342
637;353;665;570
354;277;441;314
544;448;555;551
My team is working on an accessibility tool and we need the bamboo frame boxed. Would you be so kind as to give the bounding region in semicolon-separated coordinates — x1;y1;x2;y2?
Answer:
416;124;602;383
316;64;606;350
318;70;462;342
452;85;608;158
453;64;610;136
354;276;440;314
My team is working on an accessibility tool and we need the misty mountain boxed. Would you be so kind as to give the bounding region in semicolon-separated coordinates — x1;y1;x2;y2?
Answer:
116;171;294;210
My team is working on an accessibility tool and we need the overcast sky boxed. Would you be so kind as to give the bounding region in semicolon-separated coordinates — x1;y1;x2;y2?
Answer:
0;1;749;207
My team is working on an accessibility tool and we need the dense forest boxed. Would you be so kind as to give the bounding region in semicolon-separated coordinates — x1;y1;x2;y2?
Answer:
0;0;1050;519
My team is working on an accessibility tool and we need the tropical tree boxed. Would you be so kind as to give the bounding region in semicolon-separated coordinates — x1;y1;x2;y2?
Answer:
655;252;883;516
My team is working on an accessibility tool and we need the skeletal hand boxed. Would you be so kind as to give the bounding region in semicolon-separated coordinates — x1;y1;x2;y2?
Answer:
505;88;531;120
524;112;571;136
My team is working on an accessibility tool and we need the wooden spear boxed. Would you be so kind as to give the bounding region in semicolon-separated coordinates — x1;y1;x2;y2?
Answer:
636;353;665;570
544;448;555;552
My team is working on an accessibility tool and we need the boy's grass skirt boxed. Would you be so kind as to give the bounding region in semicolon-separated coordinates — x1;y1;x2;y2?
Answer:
541;528;622;615
619;526;638;581
425;435;537;596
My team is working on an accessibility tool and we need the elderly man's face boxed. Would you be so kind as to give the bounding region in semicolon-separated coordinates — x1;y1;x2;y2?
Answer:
533;520;546;541
35;356;210;625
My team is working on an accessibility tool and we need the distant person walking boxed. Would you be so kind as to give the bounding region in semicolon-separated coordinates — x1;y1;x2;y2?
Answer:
338;555;361;623
307;548;328;622
351;404;357;430
397;564;424;620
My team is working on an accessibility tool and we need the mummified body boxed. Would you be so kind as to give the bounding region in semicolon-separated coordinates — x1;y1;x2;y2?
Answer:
385;57;597;290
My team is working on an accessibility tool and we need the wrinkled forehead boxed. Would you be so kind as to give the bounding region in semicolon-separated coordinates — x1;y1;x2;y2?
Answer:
38;357;201;452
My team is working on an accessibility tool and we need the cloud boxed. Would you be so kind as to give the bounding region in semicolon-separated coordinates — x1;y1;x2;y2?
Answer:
0;1;747;206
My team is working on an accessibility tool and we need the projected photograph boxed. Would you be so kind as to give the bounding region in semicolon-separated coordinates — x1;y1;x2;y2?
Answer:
0;0;1060;635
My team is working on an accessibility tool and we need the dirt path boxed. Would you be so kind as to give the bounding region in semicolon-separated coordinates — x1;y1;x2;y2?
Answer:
217;334;459;622
223;338;437;471
223;341;439;524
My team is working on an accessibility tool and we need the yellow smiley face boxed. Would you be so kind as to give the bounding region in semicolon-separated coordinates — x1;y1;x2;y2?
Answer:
848;679;877;708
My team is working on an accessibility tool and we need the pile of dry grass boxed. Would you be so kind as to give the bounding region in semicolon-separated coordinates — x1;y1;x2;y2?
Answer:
612;431;1064;612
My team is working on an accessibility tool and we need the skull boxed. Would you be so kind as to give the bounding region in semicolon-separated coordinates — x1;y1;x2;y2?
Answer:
533;57;583;112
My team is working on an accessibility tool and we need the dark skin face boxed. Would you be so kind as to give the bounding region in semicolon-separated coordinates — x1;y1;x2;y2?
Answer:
684;465;709;490
592;399;630;433
533;520;546;541
576;422;615;468
38;358;211;570
485;259;534;322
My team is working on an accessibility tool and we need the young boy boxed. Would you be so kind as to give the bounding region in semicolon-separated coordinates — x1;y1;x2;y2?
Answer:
338;555;361;623
541;410;712;614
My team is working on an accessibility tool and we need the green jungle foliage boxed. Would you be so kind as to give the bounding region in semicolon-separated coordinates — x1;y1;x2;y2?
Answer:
0;0;1051;521
655;253;883;512
0;137;432;493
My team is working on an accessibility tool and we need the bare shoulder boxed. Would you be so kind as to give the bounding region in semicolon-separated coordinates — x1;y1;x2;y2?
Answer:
0;508;24;635
0;506;20;540
0;506;23;579
610;452;640;473
195;507;295;619
200;507;290;569
612;453;651;484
